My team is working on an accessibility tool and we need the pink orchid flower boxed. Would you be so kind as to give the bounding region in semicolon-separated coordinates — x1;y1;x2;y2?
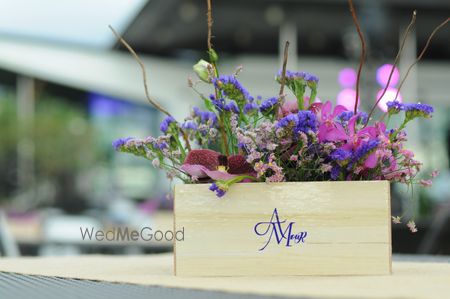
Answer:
181;149;255;181
342;118;387;169
341;116;377;150
317;101;348;142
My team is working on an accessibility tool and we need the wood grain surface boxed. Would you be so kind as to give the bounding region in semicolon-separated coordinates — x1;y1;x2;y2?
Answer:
174;181;391;276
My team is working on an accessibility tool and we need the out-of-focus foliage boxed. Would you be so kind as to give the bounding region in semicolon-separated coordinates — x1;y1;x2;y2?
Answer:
33;97;97;176
0;93;102;203
0;95;18;201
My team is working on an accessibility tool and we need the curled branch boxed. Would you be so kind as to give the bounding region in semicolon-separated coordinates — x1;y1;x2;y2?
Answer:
395;17;450;100
347;0;366;114
279;41;290;100
109;25;172;117
109;25;191;151
366;10;417;123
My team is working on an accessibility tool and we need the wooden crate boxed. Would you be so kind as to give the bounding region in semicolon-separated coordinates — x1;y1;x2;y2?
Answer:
174;181;391;276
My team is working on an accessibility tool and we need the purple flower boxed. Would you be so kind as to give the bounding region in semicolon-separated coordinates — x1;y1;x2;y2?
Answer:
404;103;433;119
347;139;380;170
304;73;319;83
259;97;278;114
354;140;379;160
296;110;317;133
276;70;319;83
156;142;168;150
338;111;367;125
224;101;240;114
330;149;352;161
331;165;341;180
201;111;218;125
244;102;258;114
209;183;226;197
212;75;252;103
237;142;247;151
193;108;218;126
112;137;133;151
210;95;225;111
276;114;298;129
386;100;404;115
160;116;177;133
192;107;202;117
357;112;369;125
182;121;198;131
338;111;354;123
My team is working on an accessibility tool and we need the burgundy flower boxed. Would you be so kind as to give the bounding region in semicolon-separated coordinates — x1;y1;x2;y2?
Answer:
227;155;255;174
181;149;255;181
183;149;220;170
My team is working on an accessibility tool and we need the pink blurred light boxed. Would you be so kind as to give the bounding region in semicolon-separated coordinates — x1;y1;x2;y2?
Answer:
376;88;402;112
338;68;357;88
376;64;400;87
337;88;360;111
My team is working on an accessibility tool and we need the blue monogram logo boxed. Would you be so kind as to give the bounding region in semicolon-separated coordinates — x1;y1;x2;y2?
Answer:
254;208;308;251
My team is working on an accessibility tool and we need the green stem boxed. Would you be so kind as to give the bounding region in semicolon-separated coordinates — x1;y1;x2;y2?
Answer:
225;174;258;185
173;132;186;160
296;94;304;111
294;82;306;110
386;114;391;128
309;88;317;105
390;119;409;141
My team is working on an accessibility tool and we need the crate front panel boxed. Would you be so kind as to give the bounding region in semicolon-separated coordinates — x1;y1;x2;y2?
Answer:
174;181;391;276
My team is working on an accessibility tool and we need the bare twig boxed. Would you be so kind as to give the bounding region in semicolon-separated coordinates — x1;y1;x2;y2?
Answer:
366;10;417;124
207;0;213;50
109;25;191;150
347;0;366;114
394;17;450;100
205;0;228;155
279;41;290;100
109;25;171;116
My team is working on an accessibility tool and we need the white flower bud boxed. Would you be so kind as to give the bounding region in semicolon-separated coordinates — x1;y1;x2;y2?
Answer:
193;59;212;82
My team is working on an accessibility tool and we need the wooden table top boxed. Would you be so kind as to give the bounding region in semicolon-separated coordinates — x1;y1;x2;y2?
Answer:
0;253;449;299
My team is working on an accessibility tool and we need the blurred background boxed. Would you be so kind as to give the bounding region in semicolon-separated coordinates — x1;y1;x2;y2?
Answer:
0;0;449;257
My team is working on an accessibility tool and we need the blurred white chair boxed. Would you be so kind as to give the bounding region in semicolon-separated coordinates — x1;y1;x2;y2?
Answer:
0;210;20;257
39;215;102;256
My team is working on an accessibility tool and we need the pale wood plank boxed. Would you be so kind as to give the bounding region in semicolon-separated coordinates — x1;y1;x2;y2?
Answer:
175;181;391;276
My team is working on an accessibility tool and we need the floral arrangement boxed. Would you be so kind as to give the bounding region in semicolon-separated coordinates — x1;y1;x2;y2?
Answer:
112;2;448;233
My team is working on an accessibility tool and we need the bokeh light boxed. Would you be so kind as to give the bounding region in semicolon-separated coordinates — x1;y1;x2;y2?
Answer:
376;64;400;87
338;68;357;88
336;88;360;111
376;88;402;112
